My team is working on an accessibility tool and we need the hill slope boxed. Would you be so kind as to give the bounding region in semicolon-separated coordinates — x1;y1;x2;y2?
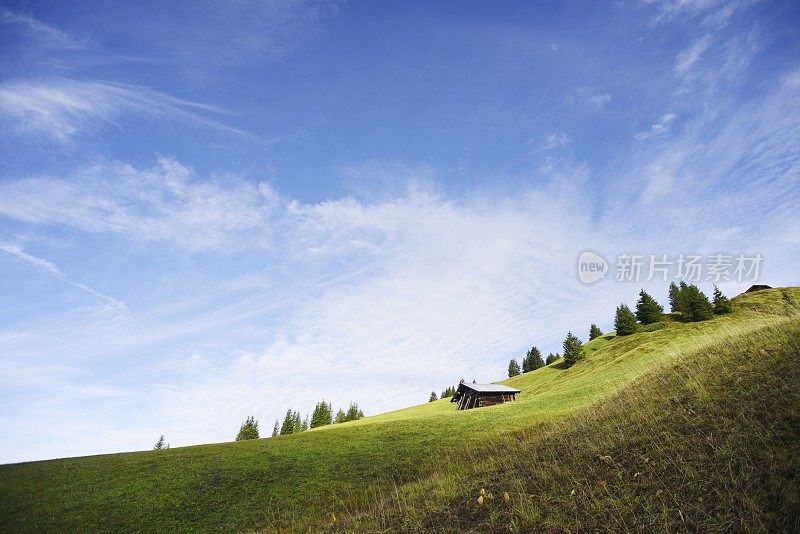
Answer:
1;288;799;532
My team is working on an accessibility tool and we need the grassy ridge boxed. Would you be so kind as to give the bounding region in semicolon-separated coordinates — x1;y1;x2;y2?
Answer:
342;302;800;531
1;288;798;532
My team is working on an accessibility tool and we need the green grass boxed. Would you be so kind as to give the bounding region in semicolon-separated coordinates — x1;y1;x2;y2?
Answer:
2;288;799;532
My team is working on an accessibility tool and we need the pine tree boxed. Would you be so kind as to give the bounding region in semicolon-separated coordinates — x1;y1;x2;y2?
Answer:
713;285;733;314
236;415;259;441
522;346;544;372
508;358;521;377
589;324;602;340
562;332;584;368
545;353;559;365
334;409;346;424
347;403;363;421
299;414;309;432
310;400;333;428
683;284;714;321
668;282;680;313
429;391;438;402
614;304;638;335
672;281;690;316
279;409;294;435
271;420;279;437
635;289;664;324
153;435;169;450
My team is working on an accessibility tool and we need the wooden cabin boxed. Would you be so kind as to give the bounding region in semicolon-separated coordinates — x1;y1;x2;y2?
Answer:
451;382;521;410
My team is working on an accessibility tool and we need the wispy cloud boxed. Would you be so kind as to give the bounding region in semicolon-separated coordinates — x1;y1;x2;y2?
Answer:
540;131;571;149
590;92;612;108
635;113;677;140
675;34;713;74
645;0;758;28
162;0;342;67
0;243;126;312
0;78;257;142
0;157;276;250
0;7;83;49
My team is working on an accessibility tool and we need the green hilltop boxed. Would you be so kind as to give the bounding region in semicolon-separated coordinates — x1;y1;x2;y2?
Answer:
2;287;799;532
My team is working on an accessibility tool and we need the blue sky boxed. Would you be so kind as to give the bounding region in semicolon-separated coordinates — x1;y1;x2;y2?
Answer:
0;0;798;462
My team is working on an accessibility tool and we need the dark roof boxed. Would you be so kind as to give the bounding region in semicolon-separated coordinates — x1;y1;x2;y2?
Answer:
451;382;521;402
745;284;772;293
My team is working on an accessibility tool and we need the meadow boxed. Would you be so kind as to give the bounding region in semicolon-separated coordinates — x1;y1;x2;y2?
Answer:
1;287;798;532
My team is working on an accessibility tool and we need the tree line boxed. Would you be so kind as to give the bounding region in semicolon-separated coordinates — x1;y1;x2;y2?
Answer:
228;401;365;442
614;283;731;335
507;343;573;378
506;283;733;377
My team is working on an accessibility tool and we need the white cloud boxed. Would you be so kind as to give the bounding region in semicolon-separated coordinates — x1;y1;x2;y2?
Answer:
675;34;713;74
0;157;276;250
0;77;256;142
0;7;82;49
645;0;757;28
0;242;126;312
164;0;342;67
590;92;612;108
541;130;571;149
635;113;677;140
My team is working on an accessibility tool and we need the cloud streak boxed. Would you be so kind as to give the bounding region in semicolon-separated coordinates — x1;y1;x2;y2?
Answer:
0;78;257;142
0;157;276;250
635;113;677;140
0;242;126;311
675;34;713;74
0;8;82;49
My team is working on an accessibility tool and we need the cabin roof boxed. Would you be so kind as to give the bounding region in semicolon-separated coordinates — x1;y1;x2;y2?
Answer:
450;382;521;402
744;284;772;293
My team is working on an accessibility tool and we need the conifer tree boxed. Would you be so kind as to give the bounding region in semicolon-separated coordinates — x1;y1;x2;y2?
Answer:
345;403;362;421
508;358;521;377
299;414;309;433
545;353;559;365
589;324;602;340
236;415;259;441
153;435;169;450
672;281;690;315
310;400;333;428
562;332;584;368
334;409;346;424
682;284;714;321
668;282;680;313
713;285;733;314
279;409;294;435
614;304;638;336
429;391;438;402
271;420;279;437
635;289;664;324
523;346;544;372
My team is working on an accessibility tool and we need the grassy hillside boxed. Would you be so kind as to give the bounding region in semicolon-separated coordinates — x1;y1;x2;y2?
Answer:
2;288;799;532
